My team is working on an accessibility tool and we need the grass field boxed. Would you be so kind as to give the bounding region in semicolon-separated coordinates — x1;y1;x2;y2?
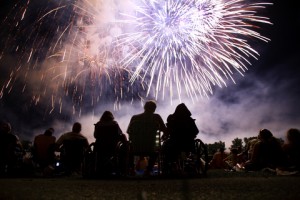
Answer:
0;170;299;200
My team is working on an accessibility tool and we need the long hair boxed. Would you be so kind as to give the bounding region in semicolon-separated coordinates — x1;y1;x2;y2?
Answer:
173;103;192;118
100;111;114;122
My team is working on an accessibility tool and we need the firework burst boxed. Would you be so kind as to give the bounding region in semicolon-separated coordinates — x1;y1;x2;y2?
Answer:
0;0;147;115
0;0;271;115
117;0;272;102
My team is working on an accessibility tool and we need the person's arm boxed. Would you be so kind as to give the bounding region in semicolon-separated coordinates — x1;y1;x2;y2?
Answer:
116;123;127;142
250;142;260;162
84;138;89;148
93;122;100;139
189;118;199;137
55;134;65;151
223;154;231;162
116;123;123;135
126;117;135;135
160;117;170;141
155;114;168;135
14;135;22;148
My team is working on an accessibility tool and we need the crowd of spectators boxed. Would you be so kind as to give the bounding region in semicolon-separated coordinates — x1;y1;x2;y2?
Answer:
1;102;299;178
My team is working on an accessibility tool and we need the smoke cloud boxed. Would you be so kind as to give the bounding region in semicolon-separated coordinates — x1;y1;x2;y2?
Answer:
1;0;299;149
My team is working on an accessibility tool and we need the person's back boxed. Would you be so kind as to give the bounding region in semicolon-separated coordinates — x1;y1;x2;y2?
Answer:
245;129;285;171
246;138;259;160
282;128;300;170
94;111;128;176
56;122;89;175
127;101;167;154
209;148;228;169
61;138;88;169
224;148;243;170
167;103;199;153
128;112;161;154
33;128;56;169
127;100;167;175
161;103;199;174
95;122;121;153
94;111;127;157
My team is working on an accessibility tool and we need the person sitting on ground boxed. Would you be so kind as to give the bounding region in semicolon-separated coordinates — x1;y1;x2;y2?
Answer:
0;121;23;176
127;100;168;176
239;136;259;161
209;147;228;169
93;111;128;176
224;148;245;171
56;122;89;176
244;129;286;171
163;103;199;172
33;128;56;175
282;128;300;171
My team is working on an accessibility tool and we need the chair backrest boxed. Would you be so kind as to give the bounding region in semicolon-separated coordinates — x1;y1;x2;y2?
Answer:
61;139;87;163
94;124;120;156
129;118;159;154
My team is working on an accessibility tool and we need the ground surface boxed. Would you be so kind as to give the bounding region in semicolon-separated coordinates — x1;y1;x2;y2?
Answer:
0;170;299;200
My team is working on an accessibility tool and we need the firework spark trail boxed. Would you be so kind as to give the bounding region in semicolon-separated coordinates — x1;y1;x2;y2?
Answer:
0;0;147;115
0;0;271;115
116;0;272;102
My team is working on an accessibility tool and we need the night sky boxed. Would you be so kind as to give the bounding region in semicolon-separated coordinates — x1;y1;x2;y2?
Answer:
0;0;299;148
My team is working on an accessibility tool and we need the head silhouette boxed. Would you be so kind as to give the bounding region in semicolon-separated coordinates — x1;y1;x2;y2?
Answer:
286;128;300;144
258;129;273;141
44;128;54;136
0;121;12;134
173;103;192;118
72;122;82;133
100;111;114;121
144;100;156;113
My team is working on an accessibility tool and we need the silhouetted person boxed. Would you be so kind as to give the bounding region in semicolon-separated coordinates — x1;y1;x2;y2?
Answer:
224;148;245;170
56;122;89;176
163;103;199;168
239;136;259;161
208;147;228;169
94;111;128;176
282;128;300;171
0;121;23;176
244;129;286;171
33;128;56;174
127;100;168;176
